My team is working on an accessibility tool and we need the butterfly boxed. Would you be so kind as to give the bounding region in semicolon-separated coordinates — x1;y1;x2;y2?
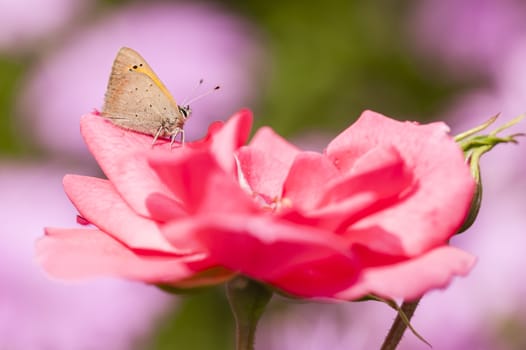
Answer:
101;47;190;147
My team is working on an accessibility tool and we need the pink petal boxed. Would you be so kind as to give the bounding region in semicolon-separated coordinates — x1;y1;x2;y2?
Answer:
317;146;410;207
63;175;182;253
311;147;415;233
208;108;253;173
148;150;257;215
236;129;300;200
81;110;252;219
249;126;300;156
37;228;197;283
235;147;285;202
281;152;340;211
325;110;475;254
162;214;360;297
279;147;414;234
80;114;184;219
325;110;450;172
336;246;476;300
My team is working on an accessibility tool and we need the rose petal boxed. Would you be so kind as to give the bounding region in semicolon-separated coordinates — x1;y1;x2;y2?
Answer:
279;147;414;234
281;152;340;210
37;228;196;283
318;146;411;207
325;110;451;172
237;126;301;199
236;128;300;200
336;246;476;300
326;110;475;254
148;150;257;215
208;108;253;173
63;174;182;253
80;110;251;219
312;147;415;233
162;214;361;296
249;126;301;157
80;114;183;218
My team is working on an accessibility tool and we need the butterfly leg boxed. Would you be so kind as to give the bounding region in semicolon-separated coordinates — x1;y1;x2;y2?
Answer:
151;125;164;148
180;129;185;144
170;128;184;149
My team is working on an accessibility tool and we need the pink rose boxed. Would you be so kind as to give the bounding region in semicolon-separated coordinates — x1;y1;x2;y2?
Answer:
38;109;476;300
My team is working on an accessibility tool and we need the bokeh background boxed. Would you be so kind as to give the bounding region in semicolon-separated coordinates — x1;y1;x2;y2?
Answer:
1;0;525;349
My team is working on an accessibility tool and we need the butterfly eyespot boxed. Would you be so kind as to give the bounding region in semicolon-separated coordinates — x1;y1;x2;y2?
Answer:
139;64;143;67
132;65;138;69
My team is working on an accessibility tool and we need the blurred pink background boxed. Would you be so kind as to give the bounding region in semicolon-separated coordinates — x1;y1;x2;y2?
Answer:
1;0;525;349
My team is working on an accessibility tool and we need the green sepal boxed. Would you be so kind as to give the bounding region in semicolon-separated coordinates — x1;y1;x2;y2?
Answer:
156;283;216;295
455;114;524;234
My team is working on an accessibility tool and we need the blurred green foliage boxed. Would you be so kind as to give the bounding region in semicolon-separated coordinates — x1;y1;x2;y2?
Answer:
148;288;234;350
231;0;474;136
0;56;27;154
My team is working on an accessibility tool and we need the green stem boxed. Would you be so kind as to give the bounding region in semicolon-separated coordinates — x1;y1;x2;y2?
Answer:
226;276;273;350
380;298;421;350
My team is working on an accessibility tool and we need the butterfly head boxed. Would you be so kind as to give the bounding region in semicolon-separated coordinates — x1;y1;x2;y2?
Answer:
178;105;191;121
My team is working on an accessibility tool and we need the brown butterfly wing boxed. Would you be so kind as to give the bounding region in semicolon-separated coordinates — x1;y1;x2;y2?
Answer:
102;47;183;136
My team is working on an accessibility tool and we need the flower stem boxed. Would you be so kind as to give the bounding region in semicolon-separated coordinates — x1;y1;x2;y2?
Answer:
226;276;273;350
380;298;421;350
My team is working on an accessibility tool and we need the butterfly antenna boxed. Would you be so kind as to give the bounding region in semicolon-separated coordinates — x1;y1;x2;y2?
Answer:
184;85;220;106
181;79;204;106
